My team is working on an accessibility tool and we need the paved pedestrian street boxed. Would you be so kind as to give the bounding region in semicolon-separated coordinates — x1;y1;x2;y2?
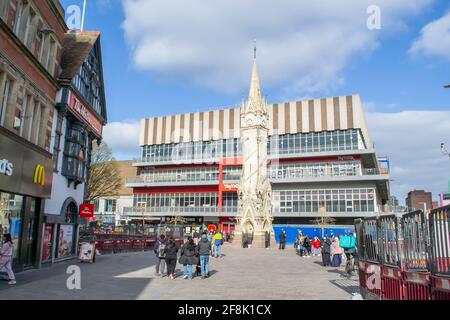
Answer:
0;244;359;300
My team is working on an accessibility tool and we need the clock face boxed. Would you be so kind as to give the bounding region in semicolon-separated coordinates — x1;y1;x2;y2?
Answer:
245;114;256;125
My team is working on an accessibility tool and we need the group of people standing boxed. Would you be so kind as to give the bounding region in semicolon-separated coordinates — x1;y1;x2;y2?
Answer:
278;230;353;268
153;230;225;280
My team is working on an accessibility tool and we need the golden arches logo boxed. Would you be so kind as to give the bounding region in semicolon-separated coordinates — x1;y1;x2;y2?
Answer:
34;164;45;186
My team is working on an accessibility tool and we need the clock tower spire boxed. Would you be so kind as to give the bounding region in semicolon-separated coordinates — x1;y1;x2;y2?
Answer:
234;46;274;249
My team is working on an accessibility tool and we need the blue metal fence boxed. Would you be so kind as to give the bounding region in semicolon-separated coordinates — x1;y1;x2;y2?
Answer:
272;225;355;244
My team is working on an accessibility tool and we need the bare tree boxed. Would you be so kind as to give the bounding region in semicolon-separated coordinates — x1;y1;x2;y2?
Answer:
85;141;122;202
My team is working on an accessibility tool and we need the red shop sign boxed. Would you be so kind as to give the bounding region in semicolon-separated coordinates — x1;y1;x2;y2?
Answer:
69;90;103;136
79;203;94;218
207;224;217;232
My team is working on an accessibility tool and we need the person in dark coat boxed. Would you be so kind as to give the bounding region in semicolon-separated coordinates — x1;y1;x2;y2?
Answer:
179;237;199;279
153;234;167;276
321;236;332;266
164;237;179;279
279;230;287;250
265;231;270;249
197;233;212;278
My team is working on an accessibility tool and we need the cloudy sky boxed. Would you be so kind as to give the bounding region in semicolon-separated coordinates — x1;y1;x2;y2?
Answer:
61;0;450;203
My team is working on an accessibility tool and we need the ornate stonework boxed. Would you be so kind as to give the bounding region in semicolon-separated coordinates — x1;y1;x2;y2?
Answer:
234;57;275;248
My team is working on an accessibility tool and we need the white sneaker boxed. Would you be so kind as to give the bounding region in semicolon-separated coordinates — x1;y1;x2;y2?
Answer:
8;280;16;285
306;255;310;258
318;254;321;257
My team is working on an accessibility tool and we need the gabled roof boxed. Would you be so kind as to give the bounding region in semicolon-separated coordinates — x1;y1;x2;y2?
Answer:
59;30;100;81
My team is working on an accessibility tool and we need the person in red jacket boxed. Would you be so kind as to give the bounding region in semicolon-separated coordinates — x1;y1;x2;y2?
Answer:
311;236;322;257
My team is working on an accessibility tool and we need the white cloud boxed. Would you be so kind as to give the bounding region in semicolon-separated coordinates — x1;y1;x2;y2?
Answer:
366;111;450;204
122;0;432;94
103;120;140;160
410;11;450;60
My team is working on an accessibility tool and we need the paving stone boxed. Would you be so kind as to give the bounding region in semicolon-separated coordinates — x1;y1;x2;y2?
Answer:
0;244;359;300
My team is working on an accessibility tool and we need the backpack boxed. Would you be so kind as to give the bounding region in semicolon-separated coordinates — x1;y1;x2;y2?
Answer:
339;235;355;249
215;238;222;246
158;242;166;258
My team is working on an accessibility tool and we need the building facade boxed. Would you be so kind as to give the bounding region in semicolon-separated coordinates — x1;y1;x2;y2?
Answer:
0;0;66;271
92;160;136;229
43;30;107;264
125;61;390;233
405;190;432;212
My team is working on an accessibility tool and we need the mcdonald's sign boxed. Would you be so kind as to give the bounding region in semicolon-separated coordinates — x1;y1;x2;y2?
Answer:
34;164;45;186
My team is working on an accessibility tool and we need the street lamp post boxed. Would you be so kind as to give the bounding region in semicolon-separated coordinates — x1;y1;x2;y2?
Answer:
319;206;326;238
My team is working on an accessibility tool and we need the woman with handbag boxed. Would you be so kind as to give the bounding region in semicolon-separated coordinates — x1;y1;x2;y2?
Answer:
179;237;198;280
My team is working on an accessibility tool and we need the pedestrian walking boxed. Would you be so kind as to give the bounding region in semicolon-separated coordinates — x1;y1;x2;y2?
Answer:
0;234;16;285
212;231;223;258
153;234;167;277
264;230;270;249
311;236;322;256
197;233;212;278
321;236;332;266
164;237;179;280
179;237;198;280
298;232;307;257
279;230;287;250
303;235;311;257
331;237;344;267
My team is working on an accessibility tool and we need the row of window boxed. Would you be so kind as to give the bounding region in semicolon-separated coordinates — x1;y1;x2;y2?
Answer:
72;45;103;115
141;138;242;163
0;1;60;76
139;129;365;164
133;193;220;213
61;122;88;182
132;159;379;185
138;165;242;184
0;71;49;149
131;188;377;214
93;199;117;213
272;189;377;213
269;161;362;179
268;129;364;154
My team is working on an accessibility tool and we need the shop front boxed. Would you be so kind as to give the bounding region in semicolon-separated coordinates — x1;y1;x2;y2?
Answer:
0;128;53;271
42;198;79;263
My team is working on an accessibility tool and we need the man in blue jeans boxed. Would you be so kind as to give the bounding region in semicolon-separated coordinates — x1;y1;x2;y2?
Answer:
197;233;212;278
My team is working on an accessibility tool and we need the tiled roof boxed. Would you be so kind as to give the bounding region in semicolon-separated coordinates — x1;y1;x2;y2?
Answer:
59;30;100;81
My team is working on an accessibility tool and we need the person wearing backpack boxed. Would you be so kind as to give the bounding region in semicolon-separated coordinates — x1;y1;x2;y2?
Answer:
212;231;223;258
153;234;167;277
0;234;16;285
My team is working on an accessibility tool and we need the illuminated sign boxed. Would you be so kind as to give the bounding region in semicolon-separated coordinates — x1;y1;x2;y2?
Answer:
34;164;45;186
0;159;13;177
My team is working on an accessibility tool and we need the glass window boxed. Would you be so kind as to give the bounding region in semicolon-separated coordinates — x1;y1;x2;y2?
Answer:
0;192;23;259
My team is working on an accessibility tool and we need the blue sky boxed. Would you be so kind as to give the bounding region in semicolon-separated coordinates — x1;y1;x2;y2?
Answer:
60;0;450;202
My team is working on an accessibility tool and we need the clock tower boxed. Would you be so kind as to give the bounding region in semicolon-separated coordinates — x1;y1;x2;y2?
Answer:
233;52;275;248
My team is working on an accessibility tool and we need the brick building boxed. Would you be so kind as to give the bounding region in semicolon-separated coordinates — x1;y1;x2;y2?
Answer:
0;0;66;271
405;190;433;211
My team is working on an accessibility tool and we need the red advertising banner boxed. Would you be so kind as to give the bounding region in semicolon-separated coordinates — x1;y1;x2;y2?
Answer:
80;203;95;218
68;90;103;137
